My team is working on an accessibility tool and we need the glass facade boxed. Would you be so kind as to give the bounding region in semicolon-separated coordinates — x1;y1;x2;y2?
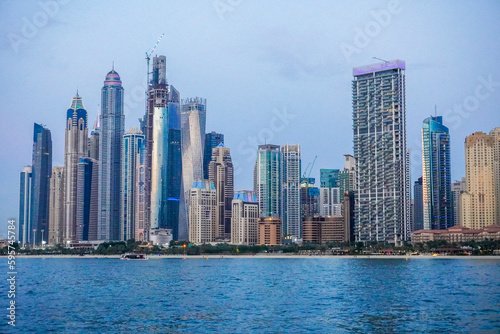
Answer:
281;144;301;237
204;131;224;179
98;69;125;241
422;116;452;230
352;60;409;243
30;123;52;245
413;177;424;231
76;158;98;241
256;144;281;219
18;166;32;246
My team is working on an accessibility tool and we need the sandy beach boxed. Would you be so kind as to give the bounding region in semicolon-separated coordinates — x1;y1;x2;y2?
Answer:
9;254;500;260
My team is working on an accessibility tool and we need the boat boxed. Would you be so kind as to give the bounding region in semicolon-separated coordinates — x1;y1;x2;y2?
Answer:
120;253;148;260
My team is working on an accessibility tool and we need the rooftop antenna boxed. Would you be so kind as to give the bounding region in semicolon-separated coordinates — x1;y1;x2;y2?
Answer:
112;61;114;71
76;87;79;96
435;104;437;117
372;57;389;63
145;33;165;90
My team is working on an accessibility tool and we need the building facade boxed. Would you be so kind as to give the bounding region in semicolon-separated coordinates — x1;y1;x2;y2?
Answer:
76;158;98;241
18;166;32;246
208;144;234;239
413;177;424;231
319;187;342;216
121;128;145;241
281;144;301;237
30;123;52;245
64;93;88;243
181;97;207;240
204;131;224;179
352;59;409;243
412;224;500;244
255;144;281;218
461;132;497;228
258;217;282;245
451;177;466;227
231;198;259;245
188;180;216;244
134;143;147;241
98;68;125;241
302;216;349;244
422;116;452;230
48;167;64;245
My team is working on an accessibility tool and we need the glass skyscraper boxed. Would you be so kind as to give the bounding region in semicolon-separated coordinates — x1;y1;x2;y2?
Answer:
413;177;424;231
281;144;301;237
76;157;98;241
422;116;452;230
98;68;125;241
204;131;224;179
255;144;281;219
352;60;410;244
18;166;32;246
30;123;52;245
64;93;88;243
121;128;145;241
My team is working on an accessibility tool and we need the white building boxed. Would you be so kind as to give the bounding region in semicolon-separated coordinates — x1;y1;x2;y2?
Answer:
189;180;216;244
231;198;259;245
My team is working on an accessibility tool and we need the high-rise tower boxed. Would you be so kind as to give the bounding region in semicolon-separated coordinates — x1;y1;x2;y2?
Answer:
98;68;125;241
281;144;301;237
352;60;409;244
421;116;452;229
64;93;88;243
208;144;234;239
204;131;224;179
255;144;281;219
18;166;32;246
30;123;52;245
121;128;145;241
76;157;98;241
461;132;497;228
48;166;64;245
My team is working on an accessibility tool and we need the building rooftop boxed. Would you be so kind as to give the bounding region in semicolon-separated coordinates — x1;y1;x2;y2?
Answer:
353;59;405;76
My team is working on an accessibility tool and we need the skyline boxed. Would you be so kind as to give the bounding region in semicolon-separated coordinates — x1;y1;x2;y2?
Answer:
2;1;500;233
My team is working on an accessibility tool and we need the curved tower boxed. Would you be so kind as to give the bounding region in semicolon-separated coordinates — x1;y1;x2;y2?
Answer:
64;93;88;243
98;69;125;241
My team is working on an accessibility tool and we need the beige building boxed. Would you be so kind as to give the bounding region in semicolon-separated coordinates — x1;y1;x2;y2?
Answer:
189;180;216;244
48;167;64;245
412;225;500;243
231;199;259;245
491;127;500;221
460;131;498;228
303;216;348;244
258;217;282;245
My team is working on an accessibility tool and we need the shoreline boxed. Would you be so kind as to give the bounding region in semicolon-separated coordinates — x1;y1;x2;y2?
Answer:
6;254;500;260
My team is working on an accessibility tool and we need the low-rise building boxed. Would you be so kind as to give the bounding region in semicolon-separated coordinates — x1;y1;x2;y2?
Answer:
412;225;500;243
258;217;282;245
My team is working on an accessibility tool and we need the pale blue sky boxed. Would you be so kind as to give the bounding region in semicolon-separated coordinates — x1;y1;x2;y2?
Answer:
1;0;500;234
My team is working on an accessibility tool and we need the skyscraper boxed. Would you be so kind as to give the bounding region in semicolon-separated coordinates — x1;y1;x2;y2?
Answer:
135;143;147;241
121;128;145;241
320;169;339;188
301;178;319;220
88;116;100;160
208;144;234;239
48;167;64;245
413;177;424;231
30;123;52;245
281;144;301;237
490;127;500;221
98;68;125;241
181;97;207;219
461;132;497;228
451;177;466;227
338;154;356;200
76;158;98;241
255;144;281;218
352;59;409;244
204;131;224;179
319;187;342;216
188;180;216;244
422;116;452;229
231;196;259;245
64;93;88;243
18;166;32;246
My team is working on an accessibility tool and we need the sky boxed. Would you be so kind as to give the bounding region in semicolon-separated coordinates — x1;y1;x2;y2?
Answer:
1;0;500;235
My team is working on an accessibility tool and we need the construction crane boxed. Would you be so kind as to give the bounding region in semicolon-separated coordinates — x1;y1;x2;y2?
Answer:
302;155;317;179
145;33;165;89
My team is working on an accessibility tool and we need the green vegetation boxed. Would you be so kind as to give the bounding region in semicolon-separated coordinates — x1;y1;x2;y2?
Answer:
2;239;500;256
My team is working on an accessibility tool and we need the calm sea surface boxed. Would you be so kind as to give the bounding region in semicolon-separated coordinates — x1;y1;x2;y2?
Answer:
2;257;500;333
